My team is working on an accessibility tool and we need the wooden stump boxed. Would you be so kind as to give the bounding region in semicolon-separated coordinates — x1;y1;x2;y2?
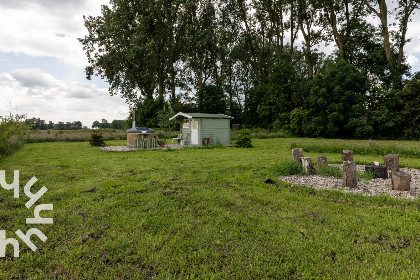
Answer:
342;150;354;161
365;165;388;179
317;156;327;166
384;154;399;172
343;161;357;188
292;148;304;162
300;157;313;175
391;171;411;191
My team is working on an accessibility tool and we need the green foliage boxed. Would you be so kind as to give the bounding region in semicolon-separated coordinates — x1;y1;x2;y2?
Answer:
134;96;165;128
197;85;227;114
357;170;376;181
80;0;419;141
400;77;420;139
272;161;305;176
0;114;29;159
89;131;106;146
156;102;178;131
314;165;342;178
231;128;290;140
307;61;369;138
234;129;253;148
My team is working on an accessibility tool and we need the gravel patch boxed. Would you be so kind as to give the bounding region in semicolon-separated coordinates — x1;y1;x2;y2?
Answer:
279;164;420;200
100;146;147;151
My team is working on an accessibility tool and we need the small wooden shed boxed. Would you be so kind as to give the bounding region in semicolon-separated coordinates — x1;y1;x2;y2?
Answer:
169;112;233;146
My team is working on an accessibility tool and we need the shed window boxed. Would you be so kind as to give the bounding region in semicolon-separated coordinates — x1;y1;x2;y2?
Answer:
192;120;198;129
183;120;190;128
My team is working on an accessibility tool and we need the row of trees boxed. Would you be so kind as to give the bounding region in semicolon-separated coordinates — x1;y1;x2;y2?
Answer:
25;118;127;130
25;118;85;130
91;119;126;129
81;0;420;139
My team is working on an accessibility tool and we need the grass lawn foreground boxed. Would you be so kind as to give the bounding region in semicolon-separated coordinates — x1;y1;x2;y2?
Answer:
1;138;420;279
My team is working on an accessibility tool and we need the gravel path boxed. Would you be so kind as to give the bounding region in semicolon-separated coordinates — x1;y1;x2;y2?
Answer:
279;164;420;200
100;146;148;151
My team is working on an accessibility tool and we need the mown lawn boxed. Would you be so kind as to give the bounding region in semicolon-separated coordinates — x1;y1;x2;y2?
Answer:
0;138;420;279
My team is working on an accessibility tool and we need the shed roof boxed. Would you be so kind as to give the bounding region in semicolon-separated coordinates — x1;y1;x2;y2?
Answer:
169;112;233;120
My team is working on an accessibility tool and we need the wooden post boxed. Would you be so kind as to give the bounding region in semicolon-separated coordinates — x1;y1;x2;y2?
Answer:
391;171;411;191
317;156;327;166
384;154;399;172
342;150;354;161
300;157;313;175
292;148;304;162
342;161;357;188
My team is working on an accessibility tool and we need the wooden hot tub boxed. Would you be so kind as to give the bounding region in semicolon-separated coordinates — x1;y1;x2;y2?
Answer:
126;127;157;148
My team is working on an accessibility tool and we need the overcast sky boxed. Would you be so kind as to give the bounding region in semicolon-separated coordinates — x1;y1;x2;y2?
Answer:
0;1;419;128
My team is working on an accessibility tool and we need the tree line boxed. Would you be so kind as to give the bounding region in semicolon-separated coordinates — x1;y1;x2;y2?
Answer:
25;118;85;130
25;118;127;130
80;0;420;139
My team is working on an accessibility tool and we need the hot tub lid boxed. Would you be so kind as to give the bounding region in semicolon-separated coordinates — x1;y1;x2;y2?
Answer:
126;127;156;133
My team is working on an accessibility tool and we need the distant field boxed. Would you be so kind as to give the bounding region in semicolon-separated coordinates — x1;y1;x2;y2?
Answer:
25;129;180;143
1;138;420;279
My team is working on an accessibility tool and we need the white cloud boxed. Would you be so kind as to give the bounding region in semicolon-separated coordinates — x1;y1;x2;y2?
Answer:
11;68;58;88
0;0;109;67
0;69;128;127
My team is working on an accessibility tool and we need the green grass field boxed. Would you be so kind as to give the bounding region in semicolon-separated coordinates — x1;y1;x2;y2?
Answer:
1;138;420;279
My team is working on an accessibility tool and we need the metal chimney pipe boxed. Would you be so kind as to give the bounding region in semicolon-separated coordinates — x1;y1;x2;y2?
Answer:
132;109;136;128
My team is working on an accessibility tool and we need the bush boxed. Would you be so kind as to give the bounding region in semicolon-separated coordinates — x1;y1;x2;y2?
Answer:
0;114;29;159
314;165;342;178
89;131;106;146
273;161;305;176
235;129;252;148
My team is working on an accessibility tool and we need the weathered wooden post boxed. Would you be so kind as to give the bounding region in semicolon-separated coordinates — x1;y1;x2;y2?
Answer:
317;156;327;166
342;150;354;161
292;148;304;162
301;157;313;175
343;161;357;188
391;171;411;191
384;154;399;172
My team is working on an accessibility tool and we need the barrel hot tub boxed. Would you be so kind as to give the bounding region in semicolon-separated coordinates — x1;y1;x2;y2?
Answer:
126;127;157;148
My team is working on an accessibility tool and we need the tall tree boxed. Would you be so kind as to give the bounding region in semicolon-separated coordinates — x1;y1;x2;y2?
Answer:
395;0;420;70
297;0;322;79
183;0;219;92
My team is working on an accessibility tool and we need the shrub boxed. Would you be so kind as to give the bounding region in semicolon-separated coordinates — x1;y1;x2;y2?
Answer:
235;129;252;148
314;165;342;178
89;131;106;146
0;114;29;159
273;161;305;176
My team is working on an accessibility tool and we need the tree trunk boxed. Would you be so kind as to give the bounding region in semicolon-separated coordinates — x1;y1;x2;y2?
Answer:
329;3;345;61
170;62;176;103
397;0;417;69
290;0;295;59
364;0;392;65
384;154;399;172
292;148;304;162
342;161;357;188
301;157;313;175
342;150;354;161
391;171;411;191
